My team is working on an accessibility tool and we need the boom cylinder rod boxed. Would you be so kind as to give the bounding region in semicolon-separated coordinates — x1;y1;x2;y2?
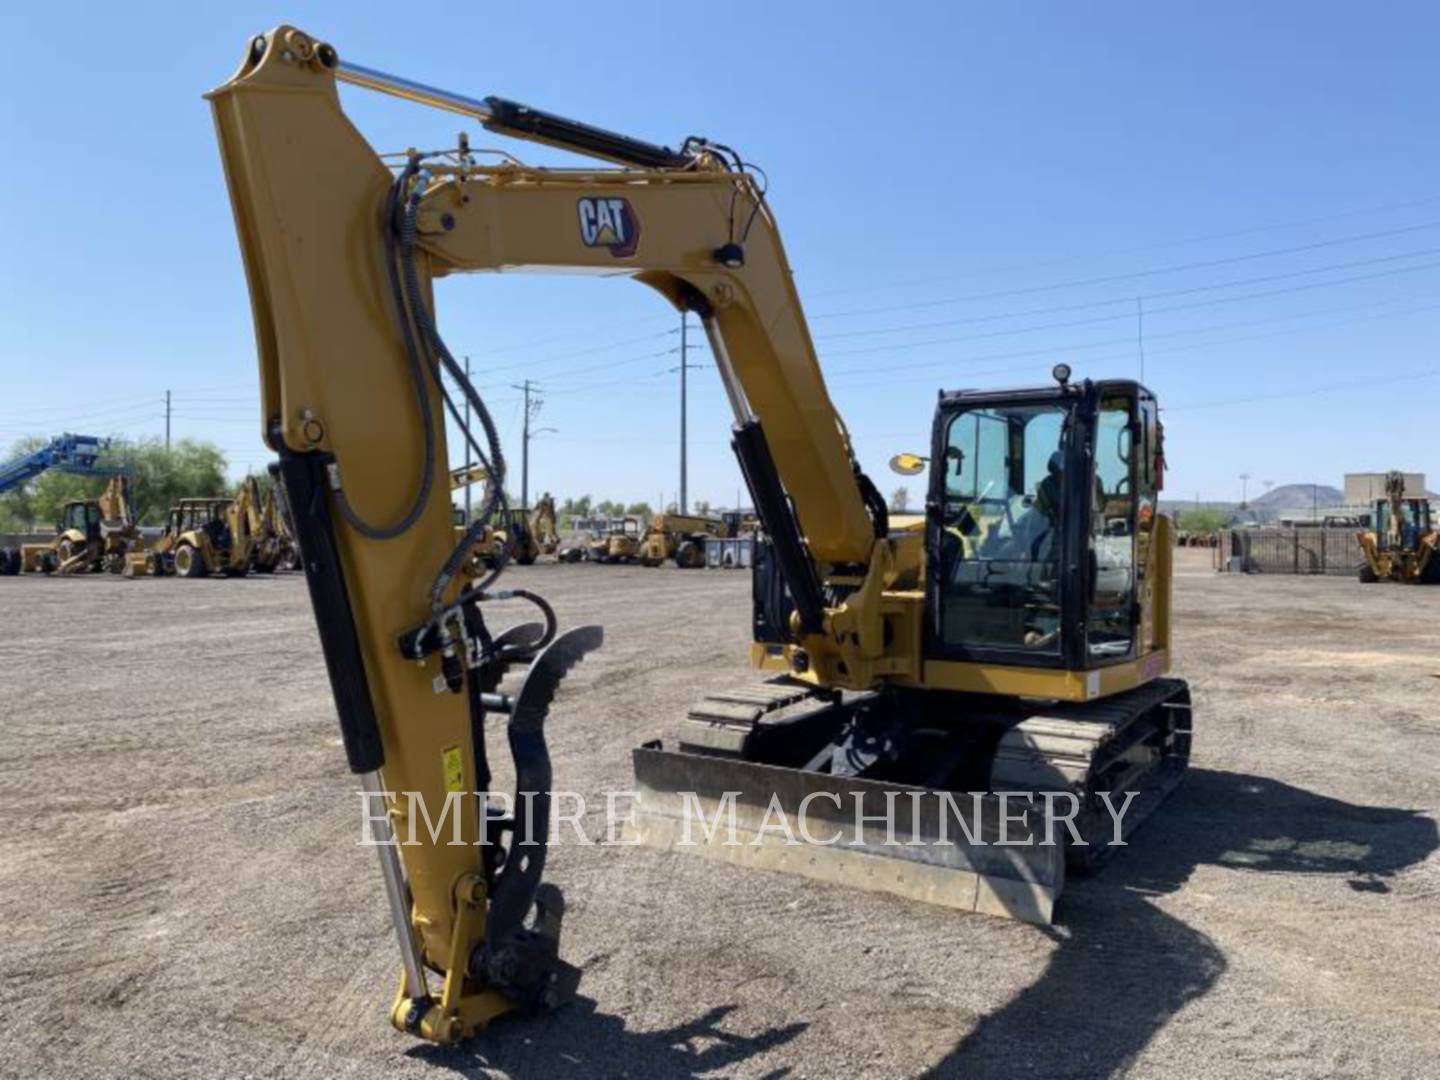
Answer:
334;59;688;167
336;60;495;123
699;316;753;424
361;771;430;1001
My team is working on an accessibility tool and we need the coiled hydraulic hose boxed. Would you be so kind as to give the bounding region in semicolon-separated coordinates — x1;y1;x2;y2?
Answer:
330;159;438;542
388;159;513;607
333;151;537;618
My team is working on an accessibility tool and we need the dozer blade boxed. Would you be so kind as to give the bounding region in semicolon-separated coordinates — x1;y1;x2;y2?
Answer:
629;744;1065;924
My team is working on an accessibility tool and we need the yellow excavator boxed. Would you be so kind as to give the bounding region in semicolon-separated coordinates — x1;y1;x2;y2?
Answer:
210;26;1189;1044
17;475;139;574
1357;470;1438;584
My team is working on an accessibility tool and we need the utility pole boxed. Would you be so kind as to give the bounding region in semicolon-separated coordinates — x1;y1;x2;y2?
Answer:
510;379;546;509
670;312;704;514
680;312;688;514
1239;472;1251;509
165;390;171;451
1135;296;1146;384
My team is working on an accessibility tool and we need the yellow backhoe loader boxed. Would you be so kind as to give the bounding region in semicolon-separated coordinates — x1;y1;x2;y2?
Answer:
448;466;548;567
253;470;300;572
142;490;257;577
210;27;1189;1044
638;511;727;567
584;516;642;563
1357;471;1438;583
530;492;561;557
16;475;139;575
720;509;759;537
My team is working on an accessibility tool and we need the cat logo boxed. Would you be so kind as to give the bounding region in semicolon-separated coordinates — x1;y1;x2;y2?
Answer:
577;197;640;258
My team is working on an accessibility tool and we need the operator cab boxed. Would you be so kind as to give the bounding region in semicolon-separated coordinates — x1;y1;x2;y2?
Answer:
925;371;1162;672
1376;498;1432;552
60;500;103;542
174;499;234;549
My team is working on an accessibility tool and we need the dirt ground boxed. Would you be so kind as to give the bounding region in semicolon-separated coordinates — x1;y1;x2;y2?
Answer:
2;549;1438;1079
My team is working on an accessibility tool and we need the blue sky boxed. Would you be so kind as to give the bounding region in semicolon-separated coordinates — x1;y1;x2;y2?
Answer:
2;2;1437;506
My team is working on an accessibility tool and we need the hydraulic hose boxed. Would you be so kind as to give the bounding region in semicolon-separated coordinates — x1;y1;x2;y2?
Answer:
330;160;437;541
388;156;514;608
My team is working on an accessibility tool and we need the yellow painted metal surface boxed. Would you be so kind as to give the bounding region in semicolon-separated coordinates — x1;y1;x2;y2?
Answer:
208;25;1182;1035
209;27;481;964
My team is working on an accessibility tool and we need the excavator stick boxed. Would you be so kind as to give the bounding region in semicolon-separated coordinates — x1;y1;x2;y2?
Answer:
278;446;601;1042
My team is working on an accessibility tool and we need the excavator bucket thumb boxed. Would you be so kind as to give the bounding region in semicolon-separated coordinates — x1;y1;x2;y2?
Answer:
629;744;1065;925
474;624;602;1011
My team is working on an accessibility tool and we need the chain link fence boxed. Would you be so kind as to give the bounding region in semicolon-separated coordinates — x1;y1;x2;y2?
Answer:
1215;527;1363;576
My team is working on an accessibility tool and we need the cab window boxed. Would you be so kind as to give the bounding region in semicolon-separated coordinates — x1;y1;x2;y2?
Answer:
1088;399;1137;658
936;402;1067;653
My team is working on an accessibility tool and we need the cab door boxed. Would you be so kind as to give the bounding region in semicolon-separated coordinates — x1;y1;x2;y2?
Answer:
925;395;1074;667
1086;392;1140;661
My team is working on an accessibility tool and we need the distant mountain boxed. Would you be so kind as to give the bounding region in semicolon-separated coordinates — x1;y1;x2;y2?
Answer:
1249;483;1343;510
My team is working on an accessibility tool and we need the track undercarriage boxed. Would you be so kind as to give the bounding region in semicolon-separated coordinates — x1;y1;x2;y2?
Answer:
632;678;1192;923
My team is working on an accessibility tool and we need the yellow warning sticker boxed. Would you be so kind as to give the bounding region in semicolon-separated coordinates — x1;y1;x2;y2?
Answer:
441;746;465;794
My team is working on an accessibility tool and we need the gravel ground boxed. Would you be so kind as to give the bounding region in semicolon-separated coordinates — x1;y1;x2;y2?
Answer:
1;549;1437;1079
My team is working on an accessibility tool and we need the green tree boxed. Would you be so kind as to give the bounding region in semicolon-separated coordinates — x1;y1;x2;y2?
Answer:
124;439;229;524
1178;508;1228;533
625;502;653;519
694;499;712;515
890;486;910;512
0;436;48;529
0;436;228;529
559;494;592;524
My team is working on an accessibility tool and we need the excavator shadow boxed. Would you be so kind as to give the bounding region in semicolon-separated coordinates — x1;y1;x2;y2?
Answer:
925;767;1439;1079
408;1001;807;1079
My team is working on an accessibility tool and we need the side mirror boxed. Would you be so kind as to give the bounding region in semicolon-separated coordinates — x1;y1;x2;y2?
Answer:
889;452;927;476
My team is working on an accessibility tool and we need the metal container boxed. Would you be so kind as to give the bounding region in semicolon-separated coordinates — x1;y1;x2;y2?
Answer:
705;536;755;569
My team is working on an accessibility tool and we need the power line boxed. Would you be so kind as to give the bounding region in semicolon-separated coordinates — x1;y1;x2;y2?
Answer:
802;190;1440;298
443;192;1440;371
818;253;1440;360
459;312;672;361
812;243;1440;343
464;328;672;375
826;296;1440;390
365;197;1440;397
530;288;1440;398
808;218;1440;320
1167;367;1440;412
474;243;1440;397
0;394;163;422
